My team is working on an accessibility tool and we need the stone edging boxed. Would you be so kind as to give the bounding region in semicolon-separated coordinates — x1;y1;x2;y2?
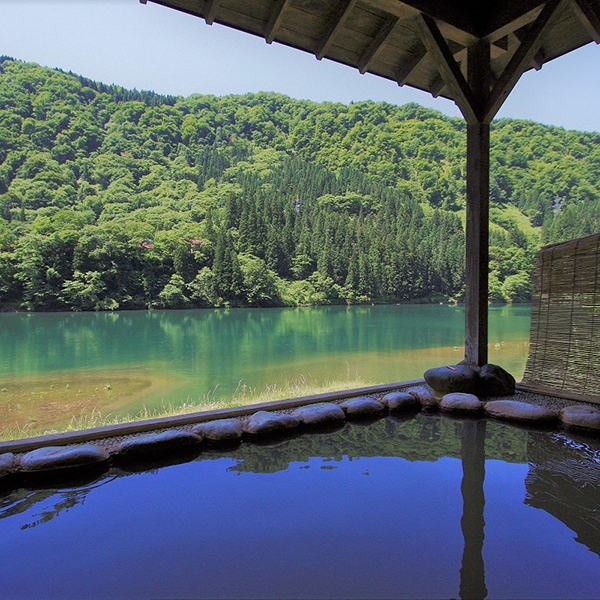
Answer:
2;380;600;492
0;380;423;454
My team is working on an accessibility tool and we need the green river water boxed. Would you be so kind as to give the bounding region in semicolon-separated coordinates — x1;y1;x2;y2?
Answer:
0;304;531;433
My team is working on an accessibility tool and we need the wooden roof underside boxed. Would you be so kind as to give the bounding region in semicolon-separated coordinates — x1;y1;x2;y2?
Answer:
146;0;599;120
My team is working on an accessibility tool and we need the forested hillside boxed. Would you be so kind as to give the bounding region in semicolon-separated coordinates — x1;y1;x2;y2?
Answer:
1;57;599;311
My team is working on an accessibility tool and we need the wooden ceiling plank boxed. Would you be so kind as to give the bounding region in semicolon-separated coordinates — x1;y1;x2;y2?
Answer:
265;0;294;43
418;14;478;122
316;0;360;60
358;16;399;74
395;45;427;86
484;0;568;122
571;0;600;43
204;0;220;25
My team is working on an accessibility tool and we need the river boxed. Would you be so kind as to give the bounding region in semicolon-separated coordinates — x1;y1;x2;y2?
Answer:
0;304;531;434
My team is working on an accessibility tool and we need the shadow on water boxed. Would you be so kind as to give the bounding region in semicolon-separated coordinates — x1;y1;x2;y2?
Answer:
0;413;599;599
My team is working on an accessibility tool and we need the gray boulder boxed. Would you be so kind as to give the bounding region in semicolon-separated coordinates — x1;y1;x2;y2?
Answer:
484;400;558;423
424;364;479;394
193;418;243;441
292;403;346;426
243;411;300;435
440;392;483;413
0;452;16;477
117;429;202;457
479;364;516;396
20;444;109;473
406;385;442;408
560;405;600;432
340;397;386;418
380;391;419;412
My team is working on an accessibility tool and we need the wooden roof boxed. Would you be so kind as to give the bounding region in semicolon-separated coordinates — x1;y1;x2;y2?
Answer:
146;0;599;120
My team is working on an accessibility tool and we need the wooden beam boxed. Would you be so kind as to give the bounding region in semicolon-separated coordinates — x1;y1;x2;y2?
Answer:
492;35;509;51
204;0;220;25
265;0;293;44
316;0;359;61
358;16;399;74
483;2;544;40
362;0;478;46
395;45;427;86
429;74;446;98
418;14;479;123
483;0;568;123
572;0;600;43
531;47;546;70
388;0;478;38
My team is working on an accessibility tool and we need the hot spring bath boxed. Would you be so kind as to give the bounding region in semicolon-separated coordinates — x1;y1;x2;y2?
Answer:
0;413;599;599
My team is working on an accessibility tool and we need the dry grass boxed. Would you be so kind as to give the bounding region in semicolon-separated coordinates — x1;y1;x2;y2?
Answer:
0;374;369;442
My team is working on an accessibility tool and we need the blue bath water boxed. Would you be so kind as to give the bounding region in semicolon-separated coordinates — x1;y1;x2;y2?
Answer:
0;413;598;599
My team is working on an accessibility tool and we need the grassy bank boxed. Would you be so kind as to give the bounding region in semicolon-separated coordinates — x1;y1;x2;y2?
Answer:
0;375;369;442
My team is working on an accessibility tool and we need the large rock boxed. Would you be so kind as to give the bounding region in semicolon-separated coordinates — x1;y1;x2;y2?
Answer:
340;397;386;418
192;418;243;442
424;364;479;394
406;385;441;409
560;405;600;432
479;364;516;396
20;444;110;473
292;403;346;426
0;452;16;478
484;400;558;424
117;429;202;457
440;392;483;413
380;392;420;412
243;411;300;436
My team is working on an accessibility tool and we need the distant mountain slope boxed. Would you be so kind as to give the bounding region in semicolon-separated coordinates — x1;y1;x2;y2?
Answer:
0;58;598;310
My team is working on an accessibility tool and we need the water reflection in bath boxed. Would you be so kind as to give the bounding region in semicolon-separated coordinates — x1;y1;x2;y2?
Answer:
0;413;598;599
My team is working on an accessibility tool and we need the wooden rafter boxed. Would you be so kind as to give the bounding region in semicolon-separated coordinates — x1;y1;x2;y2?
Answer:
484;4;543;42
316;0;359;60
393;0;477;37
358;16;399;74
418;14;479;122
513;26;549;70
204;0;220;25
571;0;600;43
265;0;293;44
483;0;568;122
395;45;427;86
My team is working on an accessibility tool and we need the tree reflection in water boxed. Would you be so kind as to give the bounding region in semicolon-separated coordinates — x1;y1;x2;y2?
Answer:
0;414;599;599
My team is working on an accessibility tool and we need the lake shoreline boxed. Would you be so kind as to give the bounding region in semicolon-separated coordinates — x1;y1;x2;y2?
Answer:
0;304;532;439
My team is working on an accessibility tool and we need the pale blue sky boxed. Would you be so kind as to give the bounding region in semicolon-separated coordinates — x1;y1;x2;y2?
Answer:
2;0;600;132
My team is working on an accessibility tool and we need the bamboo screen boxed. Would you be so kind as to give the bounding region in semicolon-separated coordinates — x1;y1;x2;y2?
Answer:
521;233;600;404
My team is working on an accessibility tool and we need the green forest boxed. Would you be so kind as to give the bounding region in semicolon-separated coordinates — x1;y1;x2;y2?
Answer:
1;57;599;311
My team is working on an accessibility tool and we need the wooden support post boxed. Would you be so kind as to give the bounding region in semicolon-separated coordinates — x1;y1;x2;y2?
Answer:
465;122;490;367
415;3;564;366
465;41;490;367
